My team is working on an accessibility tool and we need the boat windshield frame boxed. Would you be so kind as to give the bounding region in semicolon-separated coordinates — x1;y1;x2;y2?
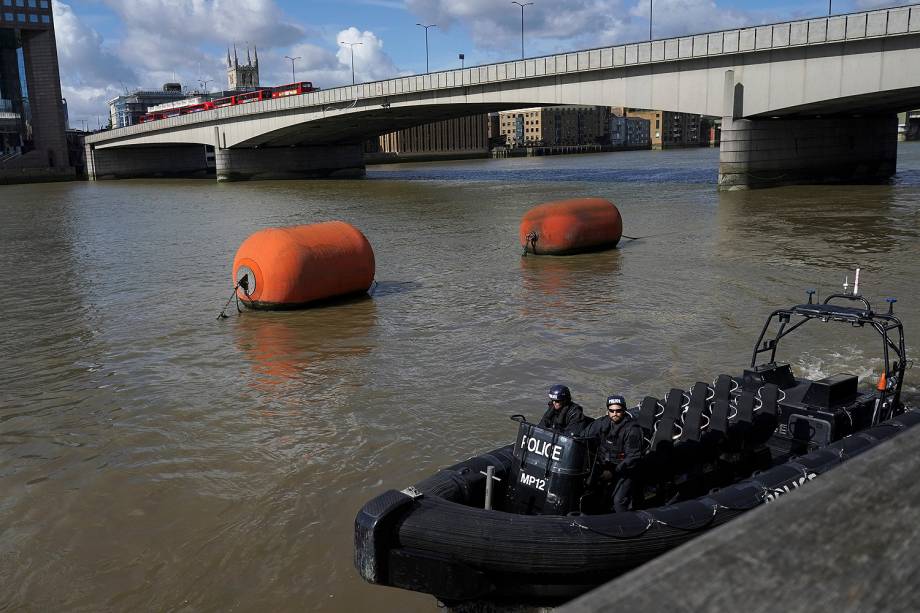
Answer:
750;293;907;409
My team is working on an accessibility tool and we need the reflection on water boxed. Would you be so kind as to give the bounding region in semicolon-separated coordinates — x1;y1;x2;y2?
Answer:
236;298;377;388
1;143;919;612
518;249;622;327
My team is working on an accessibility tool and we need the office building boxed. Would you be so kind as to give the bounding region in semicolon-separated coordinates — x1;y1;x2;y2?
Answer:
498;106;609;147
610;115;650;147
627;110;702;148
1;0;72;181
107;83;188;129
375;114;489;160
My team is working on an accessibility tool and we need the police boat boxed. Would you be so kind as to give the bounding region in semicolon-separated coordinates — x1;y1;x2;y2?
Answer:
355;288;918;607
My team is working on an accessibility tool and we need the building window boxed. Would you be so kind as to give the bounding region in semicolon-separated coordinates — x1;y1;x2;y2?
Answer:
2;0;10;6
3;12;11;19
28;0;35;6
15;0;22;6
40;0;47;6
28;12;36;21
40;13;47;21
17;12;25;20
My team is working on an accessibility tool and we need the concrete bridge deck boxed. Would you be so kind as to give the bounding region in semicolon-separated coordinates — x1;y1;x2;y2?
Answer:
83;5;920;188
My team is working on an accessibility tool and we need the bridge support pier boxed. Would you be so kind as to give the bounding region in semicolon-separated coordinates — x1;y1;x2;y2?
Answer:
718;114;899;190
215;145;365;181
86;144;212;180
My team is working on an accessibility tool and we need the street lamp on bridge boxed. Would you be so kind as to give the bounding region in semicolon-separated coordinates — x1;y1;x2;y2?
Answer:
416;23;437;73
339;42;362;84
649;0;653;40
284;55;301;84
511;2;533;60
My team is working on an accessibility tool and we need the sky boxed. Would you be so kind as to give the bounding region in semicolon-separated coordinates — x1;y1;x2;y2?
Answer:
52;0;920;129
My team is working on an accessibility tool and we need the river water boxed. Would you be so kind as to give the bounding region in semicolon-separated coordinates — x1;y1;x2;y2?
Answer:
2;144;919;612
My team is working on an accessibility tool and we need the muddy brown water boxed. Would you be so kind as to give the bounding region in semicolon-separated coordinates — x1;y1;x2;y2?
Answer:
2;144;919;611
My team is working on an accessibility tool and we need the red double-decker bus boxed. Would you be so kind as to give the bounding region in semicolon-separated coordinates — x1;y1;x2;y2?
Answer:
271;81;316;98
179;101;215;114
234;89;271;104
137;81;319;123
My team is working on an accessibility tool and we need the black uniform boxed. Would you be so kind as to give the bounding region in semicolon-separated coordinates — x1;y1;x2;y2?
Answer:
584;413;643;512
538;402;588;437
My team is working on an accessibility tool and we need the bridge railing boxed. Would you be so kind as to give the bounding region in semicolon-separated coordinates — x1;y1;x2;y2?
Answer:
88;5;920;144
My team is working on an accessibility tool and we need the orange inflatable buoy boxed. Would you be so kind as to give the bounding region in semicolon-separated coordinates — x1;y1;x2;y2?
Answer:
232;221;375;309
519;198;623;255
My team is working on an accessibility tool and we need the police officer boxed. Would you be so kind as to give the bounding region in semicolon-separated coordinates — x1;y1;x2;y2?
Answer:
584;394;643;512
538;384;588;436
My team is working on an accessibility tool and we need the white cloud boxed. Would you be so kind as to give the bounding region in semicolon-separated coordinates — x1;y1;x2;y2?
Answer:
407;0;793;57
250;30;404;91
100;0;304;49
335;27;403;83
52;0;406;127
95;0;304;88
53;0;308;127
52;1;138;128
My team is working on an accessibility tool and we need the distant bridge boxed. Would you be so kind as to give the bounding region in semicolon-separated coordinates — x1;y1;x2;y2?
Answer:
85;5;920;188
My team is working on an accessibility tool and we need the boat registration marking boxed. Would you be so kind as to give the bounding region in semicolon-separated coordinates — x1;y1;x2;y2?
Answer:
519;472;547;491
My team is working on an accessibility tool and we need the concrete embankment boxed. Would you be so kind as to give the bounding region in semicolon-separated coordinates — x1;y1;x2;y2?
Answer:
562;419;920;613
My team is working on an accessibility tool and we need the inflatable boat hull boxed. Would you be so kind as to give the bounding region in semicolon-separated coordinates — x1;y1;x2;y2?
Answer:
355;410;920;605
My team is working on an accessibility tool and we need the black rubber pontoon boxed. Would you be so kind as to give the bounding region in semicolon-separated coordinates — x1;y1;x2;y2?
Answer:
355;292;915;606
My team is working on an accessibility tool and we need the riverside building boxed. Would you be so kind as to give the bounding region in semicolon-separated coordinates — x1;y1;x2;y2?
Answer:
371;114;489;162
107;83;188;129
610;115;651;148
626;110;702;148
0;0;73;182
498;106;609;147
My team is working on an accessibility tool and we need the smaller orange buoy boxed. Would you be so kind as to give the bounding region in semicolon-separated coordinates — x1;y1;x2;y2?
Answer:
232;221;375;309
519;198;623;255
877;372;887;391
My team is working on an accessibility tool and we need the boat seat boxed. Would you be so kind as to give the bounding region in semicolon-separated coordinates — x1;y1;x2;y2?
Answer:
757;383;780;417
638;396;661;436
735;391;755;426
651;416;678;451
679;382;710;443
714;374;735;403
649;390;684;450
709;397;730;434
747;383;781;447
662;389;686;423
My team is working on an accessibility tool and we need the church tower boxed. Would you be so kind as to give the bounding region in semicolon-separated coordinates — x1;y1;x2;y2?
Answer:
226;45;260;90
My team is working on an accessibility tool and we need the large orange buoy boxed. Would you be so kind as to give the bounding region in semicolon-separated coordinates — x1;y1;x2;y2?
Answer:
519;198;623;255
232;221;375;309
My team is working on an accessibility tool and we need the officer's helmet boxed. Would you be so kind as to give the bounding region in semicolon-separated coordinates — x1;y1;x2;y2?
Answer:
548;384;571;403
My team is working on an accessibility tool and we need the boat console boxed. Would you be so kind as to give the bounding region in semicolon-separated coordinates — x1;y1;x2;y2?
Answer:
504;418;590;515
748;292;907;456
